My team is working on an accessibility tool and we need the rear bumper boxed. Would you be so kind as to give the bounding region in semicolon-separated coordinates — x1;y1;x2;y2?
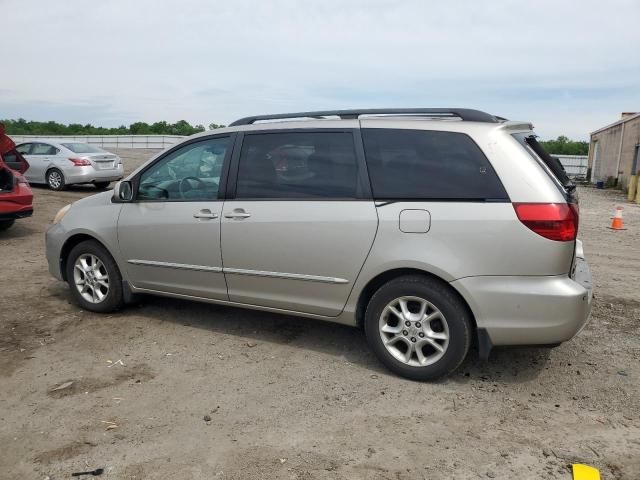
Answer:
451;258;593;346
0;182;34;219
0;207;33;220
64;165;124;184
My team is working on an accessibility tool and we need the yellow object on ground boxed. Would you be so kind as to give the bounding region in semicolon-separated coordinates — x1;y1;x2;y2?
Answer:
636;182;640;204
628;175;638;201
572;464;600;480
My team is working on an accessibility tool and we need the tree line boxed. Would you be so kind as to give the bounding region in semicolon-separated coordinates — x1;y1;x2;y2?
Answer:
2;119;590;154
538;136;589;155
2;119;226;136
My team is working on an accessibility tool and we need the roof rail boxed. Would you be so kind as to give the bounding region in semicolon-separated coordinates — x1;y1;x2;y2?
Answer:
229;108;501;126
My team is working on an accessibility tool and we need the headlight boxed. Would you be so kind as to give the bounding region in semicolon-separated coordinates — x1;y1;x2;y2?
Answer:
53;204;71;224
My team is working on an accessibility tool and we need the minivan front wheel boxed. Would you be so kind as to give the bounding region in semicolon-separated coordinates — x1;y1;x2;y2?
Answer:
65;240;124;313
364;275;471;381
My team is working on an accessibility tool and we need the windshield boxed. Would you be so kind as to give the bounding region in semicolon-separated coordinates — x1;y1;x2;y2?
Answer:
61;143;106;154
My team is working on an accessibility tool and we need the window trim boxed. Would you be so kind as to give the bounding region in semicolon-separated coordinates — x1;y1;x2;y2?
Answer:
129;133;236;203
225;128;372;201
361;128;510;202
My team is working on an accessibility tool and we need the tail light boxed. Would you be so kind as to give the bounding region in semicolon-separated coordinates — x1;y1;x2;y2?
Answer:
69;157;91;166
513;203;578;241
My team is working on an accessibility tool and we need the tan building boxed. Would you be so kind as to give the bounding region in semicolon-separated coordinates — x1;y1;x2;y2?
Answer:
588;112;640;190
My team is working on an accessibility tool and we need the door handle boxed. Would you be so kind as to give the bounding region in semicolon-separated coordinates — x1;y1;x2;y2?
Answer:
224;209;251;219
193;209;219;220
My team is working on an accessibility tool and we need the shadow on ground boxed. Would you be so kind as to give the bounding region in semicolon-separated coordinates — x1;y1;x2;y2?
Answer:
107;293;553;383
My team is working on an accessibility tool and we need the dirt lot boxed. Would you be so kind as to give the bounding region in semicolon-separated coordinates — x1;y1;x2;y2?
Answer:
1;149;639;479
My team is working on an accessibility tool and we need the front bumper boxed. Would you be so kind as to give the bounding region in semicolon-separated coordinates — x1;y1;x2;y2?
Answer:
45;222;66;281
452;257;593;346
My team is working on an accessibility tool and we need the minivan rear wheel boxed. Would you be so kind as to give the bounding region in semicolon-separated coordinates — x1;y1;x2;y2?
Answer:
65;240;124;313
364;275;471;381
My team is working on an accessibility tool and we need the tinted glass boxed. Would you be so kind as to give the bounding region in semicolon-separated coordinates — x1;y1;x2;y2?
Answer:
32;143;58;155
62;143;105;153
362;129;508;200
138;137;229;201
236;131;359;199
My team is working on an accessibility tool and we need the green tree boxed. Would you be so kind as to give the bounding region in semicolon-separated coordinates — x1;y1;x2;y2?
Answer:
1;118;220;136
539;136;589;155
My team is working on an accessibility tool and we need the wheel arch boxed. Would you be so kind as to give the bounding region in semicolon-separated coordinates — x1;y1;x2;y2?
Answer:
355;268;479;336
59;233;113;282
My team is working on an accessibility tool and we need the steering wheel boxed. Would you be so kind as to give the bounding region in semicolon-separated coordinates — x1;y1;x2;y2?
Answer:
179;176;207;198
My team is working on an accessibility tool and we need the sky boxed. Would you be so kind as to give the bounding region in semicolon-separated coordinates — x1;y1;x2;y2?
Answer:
1;0;639;140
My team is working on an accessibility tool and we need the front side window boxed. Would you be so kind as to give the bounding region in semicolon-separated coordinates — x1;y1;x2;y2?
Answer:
138;137;229;201
362;129;508;200
236;131;359;199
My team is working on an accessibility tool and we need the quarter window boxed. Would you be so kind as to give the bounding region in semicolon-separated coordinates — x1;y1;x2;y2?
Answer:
362;129;508;200
138;137;229;201
235;131;360;199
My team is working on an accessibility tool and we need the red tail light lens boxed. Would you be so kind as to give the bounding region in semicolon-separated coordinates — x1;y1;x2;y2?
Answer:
69;157;91;166
513;203;578;241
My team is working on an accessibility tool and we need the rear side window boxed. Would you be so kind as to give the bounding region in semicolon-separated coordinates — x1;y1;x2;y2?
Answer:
362;129;508;200
236;131;360;199
32;143;58;155
511;133;572;188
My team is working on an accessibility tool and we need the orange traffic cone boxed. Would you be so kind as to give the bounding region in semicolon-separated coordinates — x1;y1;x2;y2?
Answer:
609;206;626;230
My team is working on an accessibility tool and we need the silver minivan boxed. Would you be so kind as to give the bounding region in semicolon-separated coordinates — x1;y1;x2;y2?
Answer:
45;109;592;380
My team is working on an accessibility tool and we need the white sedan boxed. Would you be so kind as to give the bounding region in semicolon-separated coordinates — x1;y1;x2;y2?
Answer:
16;140;124;190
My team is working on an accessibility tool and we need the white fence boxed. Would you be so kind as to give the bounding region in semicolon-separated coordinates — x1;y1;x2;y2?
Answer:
553;154;588;179
9;134;185;149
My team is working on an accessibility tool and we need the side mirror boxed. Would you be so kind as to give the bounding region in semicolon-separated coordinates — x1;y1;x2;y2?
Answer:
113;180;133;202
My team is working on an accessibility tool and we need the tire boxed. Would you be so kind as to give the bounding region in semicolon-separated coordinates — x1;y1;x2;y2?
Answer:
364;275;472;381
65;240;124;313
94;181;110;190
46;168;66;191
0;219;15;231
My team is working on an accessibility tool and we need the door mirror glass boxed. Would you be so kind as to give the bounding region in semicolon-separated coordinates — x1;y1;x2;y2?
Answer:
114;181;133;202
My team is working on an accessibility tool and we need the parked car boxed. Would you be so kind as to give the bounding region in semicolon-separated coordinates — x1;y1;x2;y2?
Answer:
0;124;33;230
0;151;33;231
45;108;592;380
15;140;124;190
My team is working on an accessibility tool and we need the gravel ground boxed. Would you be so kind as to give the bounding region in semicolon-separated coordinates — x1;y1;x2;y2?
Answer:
1;149;638;479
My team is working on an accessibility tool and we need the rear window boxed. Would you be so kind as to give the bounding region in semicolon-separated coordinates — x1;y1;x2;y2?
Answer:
362;129;508;201
61;143;105;154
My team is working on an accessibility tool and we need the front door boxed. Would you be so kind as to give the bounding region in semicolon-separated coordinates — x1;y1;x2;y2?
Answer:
221;129;377;316
117;135;232;300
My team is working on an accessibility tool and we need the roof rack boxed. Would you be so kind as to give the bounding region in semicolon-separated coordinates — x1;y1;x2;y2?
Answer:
229;108;501;126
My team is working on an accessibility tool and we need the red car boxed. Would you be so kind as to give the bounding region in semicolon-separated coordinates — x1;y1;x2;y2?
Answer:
0;128;33;231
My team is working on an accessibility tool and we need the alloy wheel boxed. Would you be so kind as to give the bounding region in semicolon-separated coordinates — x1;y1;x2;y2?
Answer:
48;171;62;189
378;296;450;367
73;253;110;304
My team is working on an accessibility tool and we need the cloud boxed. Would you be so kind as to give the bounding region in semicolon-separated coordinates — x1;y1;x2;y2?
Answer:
2;0;638;139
